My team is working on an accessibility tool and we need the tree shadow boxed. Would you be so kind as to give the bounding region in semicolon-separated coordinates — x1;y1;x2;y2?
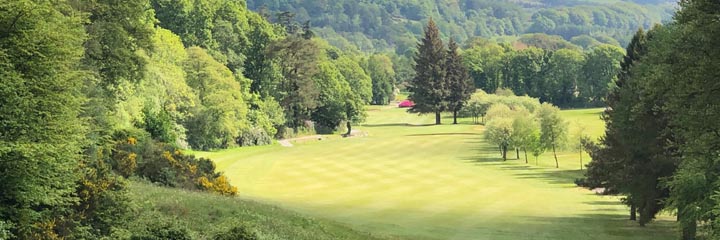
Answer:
362;123;436;128
406;133;481;137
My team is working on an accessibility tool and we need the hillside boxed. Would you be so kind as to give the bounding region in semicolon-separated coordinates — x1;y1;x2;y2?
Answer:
246;0;675;54
128;181;401;239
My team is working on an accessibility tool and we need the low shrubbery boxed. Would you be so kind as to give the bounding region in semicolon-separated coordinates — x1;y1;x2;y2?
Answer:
111;130;237;196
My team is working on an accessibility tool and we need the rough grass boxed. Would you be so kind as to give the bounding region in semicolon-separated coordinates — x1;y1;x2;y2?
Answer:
192;106;678;240
128;181;400;239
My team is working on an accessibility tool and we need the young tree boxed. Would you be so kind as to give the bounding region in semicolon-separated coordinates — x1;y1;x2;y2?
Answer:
445;39;475;124
408;19;448;125
537;103;567;168
512;111;539;164
485;118;514;161
570;122;589;170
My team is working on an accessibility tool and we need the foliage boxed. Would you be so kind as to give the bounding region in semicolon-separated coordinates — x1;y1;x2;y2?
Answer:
130;220;192;240
408;19;448;124
366;54;396;105
445;39;475;124
213;224;259;240
268;35;322;131
0;0;87;237
536;103;568;168
184;47;249;150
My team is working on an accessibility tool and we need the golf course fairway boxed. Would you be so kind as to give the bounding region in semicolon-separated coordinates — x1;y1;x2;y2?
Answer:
196;106;677;240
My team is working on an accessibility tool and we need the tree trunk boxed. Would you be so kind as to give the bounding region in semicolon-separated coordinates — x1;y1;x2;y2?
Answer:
552;144;559;168
345;121;352;136
453;110;458;124
435;111;441;125
524;148;528;164
630;204;637;221
682;221;697;240
580;150;583;170
516;148;520;159
502;145;507;161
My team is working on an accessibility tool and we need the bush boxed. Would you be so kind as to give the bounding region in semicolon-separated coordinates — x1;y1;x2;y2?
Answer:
0;220;13;240
213;224;258;240
130;221;191;240
237;127;272;147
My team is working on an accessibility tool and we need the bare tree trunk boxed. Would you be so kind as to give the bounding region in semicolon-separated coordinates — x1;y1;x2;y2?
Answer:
453;110;458;124
553;144;559;168
435;111;441;125
345;121;352;136
524;148;528;164
630;204;637;221
516;148;520;159
502;145;507;161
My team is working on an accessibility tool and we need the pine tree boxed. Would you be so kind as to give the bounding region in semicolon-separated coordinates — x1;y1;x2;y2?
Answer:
445;39;475;124
409;19;448;125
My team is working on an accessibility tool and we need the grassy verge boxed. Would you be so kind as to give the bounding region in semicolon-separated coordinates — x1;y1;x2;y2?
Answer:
127;181;401;240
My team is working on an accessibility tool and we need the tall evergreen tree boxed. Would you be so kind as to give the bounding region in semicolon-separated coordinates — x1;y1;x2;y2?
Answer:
409;19;448;125
445;39;475;124
584;27;676;227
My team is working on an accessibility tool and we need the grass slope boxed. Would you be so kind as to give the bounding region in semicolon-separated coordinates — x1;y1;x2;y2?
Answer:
196;106;678;240
128;181;398;239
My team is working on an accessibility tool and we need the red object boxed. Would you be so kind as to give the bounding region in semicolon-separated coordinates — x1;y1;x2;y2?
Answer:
398;100;415;108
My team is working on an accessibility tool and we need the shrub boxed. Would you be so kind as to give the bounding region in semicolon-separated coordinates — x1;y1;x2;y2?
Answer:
130;221;191;240
213;224;258;240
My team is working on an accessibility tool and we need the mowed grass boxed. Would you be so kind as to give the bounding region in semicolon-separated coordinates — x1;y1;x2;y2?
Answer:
196;106;677;240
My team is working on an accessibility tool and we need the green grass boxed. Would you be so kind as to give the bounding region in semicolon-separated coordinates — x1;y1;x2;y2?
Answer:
194;106;677;240
128;181;399;239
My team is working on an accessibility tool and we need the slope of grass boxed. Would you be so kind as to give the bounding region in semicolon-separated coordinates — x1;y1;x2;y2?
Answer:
128;181;399;239
195;106;677;240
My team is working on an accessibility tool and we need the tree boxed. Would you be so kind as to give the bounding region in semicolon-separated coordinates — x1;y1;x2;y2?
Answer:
408;19;448;125
544;49;584;107
311;61;352;132
570;122;589;170
579;44;624;106
512;111;539;164
268;35;322;132
445;39;475;124
183;47;249;150
0;1;86;237
485;118;514;161
366;54;396;105
336;56;372;135
462;43;507;93
537;103;567;168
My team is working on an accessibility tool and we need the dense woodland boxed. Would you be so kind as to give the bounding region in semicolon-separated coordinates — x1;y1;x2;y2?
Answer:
1;0;719;239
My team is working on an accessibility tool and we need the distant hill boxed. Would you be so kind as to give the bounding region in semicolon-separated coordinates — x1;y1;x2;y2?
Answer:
246;0;675;54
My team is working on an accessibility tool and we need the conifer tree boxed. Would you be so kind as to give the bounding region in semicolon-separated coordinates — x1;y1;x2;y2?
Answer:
445;39;475;124
409;19;448;125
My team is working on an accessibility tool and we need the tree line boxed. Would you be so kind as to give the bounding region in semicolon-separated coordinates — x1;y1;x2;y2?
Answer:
580;1;720;239
245;0;672;54
461;39;626;108
0;0;393;238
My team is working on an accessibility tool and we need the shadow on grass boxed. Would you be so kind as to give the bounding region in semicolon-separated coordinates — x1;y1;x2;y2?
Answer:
517;214;678;238
406;133;481;137
362;123;437;128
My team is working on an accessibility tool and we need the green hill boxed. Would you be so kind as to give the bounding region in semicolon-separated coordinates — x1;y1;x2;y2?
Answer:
246;0;675;53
